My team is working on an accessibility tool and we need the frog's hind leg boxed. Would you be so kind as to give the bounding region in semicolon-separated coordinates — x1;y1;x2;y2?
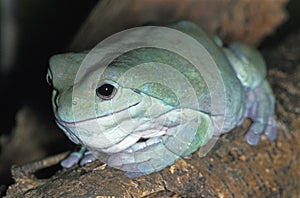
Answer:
222;42;277;145
244;81;277;145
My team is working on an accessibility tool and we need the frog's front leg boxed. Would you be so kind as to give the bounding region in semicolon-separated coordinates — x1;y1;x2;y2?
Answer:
222;42;277;145
61;146;97;168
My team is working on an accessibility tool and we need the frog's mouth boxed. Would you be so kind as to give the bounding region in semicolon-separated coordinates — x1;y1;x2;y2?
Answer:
55;101;169;152
54;101;141;146
55;102;140;128
56;105;175;154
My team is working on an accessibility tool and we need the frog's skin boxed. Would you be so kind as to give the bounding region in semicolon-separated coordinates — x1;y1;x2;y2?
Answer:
47;21;277;178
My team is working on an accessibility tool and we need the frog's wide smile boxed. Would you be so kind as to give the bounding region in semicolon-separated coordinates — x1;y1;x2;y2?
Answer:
56;102;140;128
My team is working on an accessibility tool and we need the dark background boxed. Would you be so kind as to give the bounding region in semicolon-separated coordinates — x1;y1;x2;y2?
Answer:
1;0;98;135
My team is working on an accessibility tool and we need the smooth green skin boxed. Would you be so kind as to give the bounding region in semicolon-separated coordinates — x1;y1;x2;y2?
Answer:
48;21;274;177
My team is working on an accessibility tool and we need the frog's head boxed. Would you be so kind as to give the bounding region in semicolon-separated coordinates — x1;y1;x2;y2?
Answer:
47;48;202;154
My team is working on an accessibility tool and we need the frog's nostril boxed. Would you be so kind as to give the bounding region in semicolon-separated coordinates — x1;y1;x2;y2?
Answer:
72;97;79;106
72;99;78;105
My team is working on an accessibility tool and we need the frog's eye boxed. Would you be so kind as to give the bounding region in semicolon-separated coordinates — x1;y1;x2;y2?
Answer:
96;82;118;100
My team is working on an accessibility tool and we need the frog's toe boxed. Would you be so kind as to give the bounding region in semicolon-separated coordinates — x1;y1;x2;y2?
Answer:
244;100;269;145
245;117;277;145
264;116;277;141
245;130;261;145
61;152;82;168
79;151;97;166
245;122;265;145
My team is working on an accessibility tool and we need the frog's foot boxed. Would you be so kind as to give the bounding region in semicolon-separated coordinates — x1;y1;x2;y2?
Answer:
61;146;96;168
244;81;277;145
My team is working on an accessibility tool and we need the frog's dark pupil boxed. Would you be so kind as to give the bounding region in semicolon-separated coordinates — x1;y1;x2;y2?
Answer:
96;84;115;99
97;84;114;97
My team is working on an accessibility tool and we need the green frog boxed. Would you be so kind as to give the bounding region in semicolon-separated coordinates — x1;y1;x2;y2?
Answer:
47;21;277;177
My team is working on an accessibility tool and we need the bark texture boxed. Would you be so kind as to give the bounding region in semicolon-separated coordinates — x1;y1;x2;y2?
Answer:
70;0;288;50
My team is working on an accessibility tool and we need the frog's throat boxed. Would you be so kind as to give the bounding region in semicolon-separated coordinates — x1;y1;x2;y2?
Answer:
55;102;140;128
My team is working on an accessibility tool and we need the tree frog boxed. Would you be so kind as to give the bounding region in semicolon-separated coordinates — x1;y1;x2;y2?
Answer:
47;21;277;178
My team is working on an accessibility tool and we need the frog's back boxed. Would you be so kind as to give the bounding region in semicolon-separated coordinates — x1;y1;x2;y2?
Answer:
167;21;245;132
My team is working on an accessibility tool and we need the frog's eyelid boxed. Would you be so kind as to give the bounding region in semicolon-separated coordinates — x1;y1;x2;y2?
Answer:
96;79;119;89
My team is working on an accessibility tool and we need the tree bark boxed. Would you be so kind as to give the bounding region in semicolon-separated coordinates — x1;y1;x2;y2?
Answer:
69;0;288;50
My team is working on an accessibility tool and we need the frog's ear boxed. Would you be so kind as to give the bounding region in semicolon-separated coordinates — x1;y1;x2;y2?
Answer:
49;52;87;89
